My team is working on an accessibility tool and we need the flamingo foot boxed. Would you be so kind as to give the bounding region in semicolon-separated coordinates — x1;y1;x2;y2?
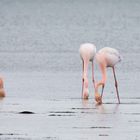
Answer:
95;93;102;104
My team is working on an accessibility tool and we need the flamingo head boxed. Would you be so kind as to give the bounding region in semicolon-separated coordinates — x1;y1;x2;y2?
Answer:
94;82;104;104
83;88;89;100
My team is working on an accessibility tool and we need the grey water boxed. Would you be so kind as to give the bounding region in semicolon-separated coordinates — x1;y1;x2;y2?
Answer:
0;0;140;139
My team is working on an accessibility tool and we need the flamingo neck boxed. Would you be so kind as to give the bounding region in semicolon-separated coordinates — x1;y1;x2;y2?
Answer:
95;54;107;93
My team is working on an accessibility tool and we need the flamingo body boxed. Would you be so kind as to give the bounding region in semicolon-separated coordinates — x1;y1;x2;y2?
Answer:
98;47;121;67
79;43;96;62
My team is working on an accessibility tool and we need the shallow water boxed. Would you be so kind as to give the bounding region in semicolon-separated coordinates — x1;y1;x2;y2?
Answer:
0;97;140;140
0;0;140;139
2;71;140;100
0;71;139;140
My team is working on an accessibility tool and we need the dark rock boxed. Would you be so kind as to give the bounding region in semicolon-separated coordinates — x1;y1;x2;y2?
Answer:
19;111;35;114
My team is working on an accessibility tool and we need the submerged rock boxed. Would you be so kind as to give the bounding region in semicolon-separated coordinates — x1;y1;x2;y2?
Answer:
19;111;35;114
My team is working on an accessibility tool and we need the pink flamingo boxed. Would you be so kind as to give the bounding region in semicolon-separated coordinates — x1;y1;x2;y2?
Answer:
0;77;5;97
79;43;96;99
95;47;121;104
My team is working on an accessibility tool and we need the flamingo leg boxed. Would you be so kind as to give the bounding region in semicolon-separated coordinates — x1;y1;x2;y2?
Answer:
112;67;120;104
92;61;95;89
81;60;84;98
82;58;89;100
101;84;105;98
